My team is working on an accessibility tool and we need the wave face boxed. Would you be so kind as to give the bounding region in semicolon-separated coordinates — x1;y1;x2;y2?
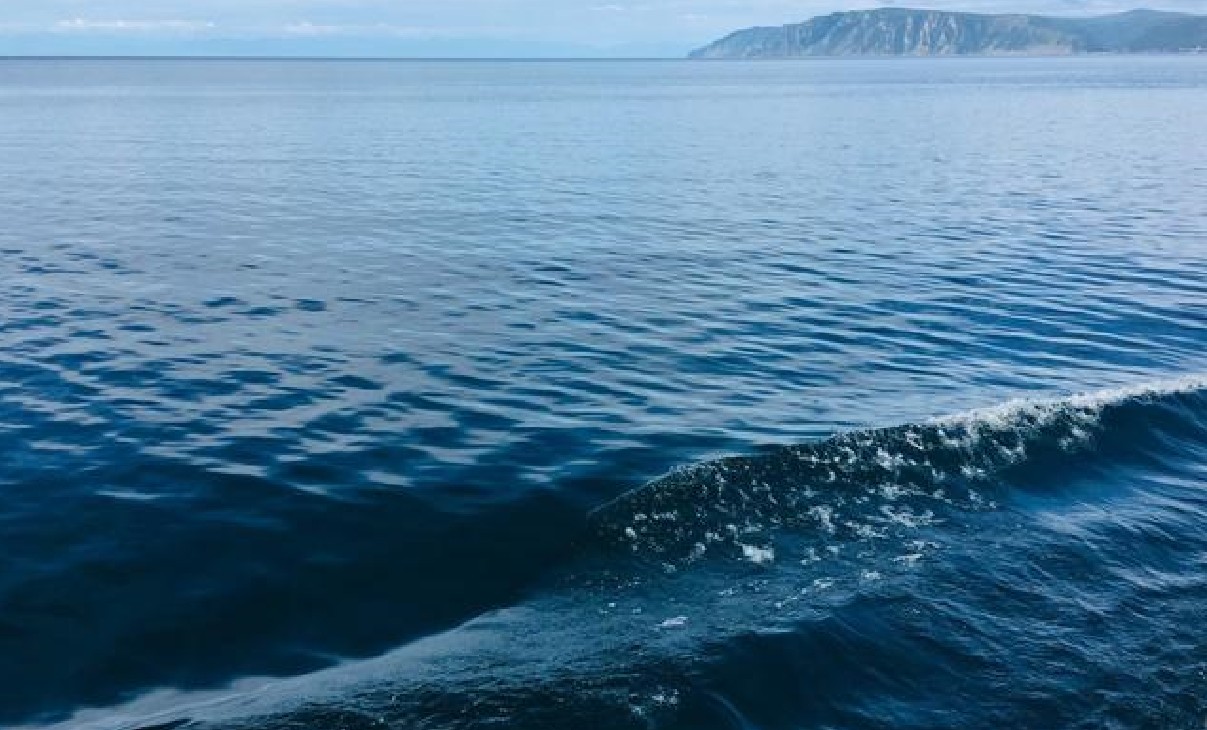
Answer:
39;381;1207;730
590;379;1207;566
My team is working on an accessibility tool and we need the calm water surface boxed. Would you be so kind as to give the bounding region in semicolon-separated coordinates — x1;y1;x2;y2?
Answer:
0;57;1205;729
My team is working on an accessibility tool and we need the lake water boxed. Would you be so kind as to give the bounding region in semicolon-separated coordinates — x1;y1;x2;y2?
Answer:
1;57;1206;729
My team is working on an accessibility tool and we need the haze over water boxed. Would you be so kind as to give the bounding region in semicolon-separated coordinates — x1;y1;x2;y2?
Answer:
1;57;1206;729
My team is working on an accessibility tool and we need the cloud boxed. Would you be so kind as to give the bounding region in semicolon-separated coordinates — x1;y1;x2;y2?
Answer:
277;20;519;39
280;21;406;37
53;18;217;33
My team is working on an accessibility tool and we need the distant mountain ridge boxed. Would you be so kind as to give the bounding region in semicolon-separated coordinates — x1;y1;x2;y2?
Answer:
689;8;1207;58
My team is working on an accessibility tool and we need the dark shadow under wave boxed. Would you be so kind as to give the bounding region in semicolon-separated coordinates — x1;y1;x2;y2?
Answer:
0;470;586;726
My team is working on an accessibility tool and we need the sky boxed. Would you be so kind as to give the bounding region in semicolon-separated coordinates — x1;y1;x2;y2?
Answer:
1;0;1205;57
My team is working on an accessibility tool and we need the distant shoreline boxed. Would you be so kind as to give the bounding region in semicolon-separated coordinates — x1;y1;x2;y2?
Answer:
690;8;1207;59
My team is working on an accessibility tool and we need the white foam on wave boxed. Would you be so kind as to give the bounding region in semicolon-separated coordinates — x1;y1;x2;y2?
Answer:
912;375;1207;479
739;542;775;565
931;375;1207;431
600;374;1207;574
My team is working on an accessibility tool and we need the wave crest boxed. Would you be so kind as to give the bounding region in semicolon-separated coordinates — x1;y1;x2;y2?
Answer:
589;377;1207;565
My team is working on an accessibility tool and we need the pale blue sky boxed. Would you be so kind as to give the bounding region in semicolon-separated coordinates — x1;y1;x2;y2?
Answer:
1;0;1205;56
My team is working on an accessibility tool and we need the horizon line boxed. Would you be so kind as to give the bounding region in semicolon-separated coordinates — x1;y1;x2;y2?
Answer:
2;52;1205;62
0;55;687;61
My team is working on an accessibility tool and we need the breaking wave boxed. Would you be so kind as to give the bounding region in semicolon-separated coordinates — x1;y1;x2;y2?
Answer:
590;377;1207;567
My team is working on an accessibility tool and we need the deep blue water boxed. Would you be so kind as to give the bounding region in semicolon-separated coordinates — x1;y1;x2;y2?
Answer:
0;57;1205;729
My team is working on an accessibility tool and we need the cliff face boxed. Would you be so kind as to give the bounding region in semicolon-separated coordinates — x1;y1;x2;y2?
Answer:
689;8;1207;58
